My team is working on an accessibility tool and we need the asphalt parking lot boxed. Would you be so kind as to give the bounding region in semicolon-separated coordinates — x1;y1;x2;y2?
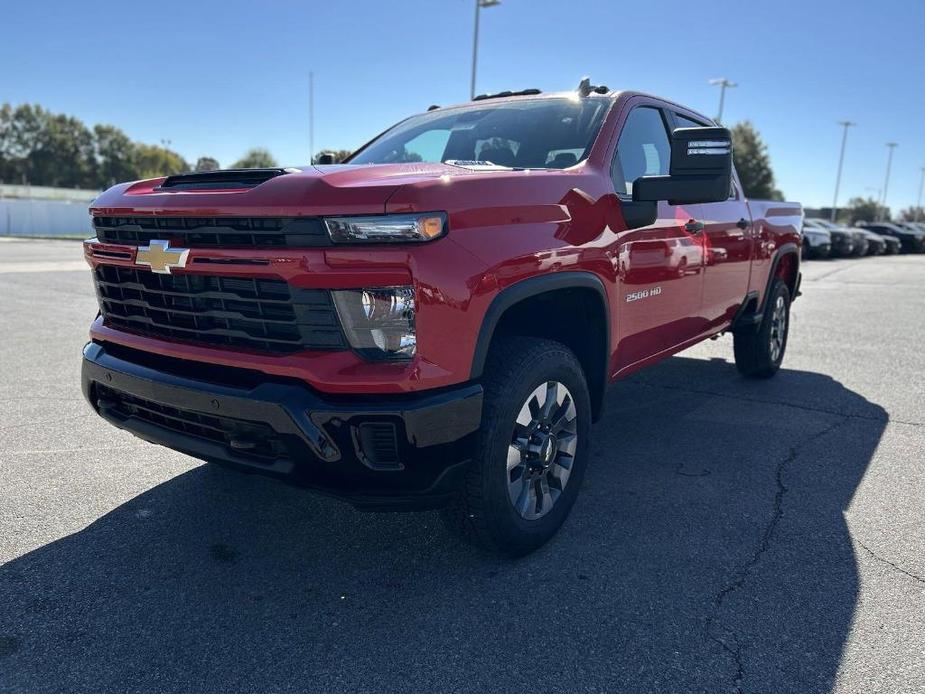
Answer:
1;238;923;694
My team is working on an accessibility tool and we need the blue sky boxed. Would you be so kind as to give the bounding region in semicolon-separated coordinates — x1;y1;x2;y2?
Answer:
3;0;924;210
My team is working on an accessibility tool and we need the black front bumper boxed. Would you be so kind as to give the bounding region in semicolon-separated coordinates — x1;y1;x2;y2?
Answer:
81;342;483;510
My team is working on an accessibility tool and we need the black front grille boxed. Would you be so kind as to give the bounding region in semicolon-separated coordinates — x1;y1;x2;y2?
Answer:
93;216;330;249
96;384;288;463
94;265;348;354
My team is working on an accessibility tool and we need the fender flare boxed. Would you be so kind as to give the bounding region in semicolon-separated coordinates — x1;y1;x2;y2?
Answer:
761;243;800;311
733;243;800;332
469;272;611;419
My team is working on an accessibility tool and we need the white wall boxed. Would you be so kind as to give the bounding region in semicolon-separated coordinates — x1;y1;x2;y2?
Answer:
0;198;93;237
0;184;99;202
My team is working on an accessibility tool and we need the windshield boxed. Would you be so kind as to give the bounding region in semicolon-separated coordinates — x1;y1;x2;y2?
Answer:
348;98;611;169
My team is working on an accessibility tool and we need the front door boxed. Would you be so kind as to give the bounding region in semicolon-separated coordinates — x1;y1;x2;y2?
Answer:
670;111;754;330
609;105;707;372
698;182;753;329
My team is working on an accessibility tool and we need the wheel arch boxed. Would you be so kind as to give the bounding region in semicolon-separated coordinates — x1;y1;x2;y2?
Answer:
771;243;800;303
470;272;611;421
732;243;800;333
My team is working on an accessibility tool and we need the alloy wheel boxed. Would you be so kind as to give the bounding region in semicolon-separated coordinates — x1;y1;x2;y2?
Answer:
506;381;578;520
769;295;787;363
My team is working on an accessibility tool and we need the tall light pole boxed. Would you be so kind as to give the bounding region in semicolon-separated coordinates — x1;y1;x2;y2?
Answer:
470;0;501;100
309;71;315;164
830;120;855;222
881;142;898;220
917;167;925;222
709;78;737;123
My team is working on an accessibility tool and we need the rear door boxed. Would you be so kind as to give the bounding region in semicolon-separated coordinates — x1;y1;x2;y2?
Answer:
610;105;707;370
671;111;754;330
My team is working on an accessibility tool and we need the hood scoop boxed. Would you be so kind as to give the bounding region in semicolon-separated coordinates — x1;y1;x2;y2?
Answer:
158;168;299;191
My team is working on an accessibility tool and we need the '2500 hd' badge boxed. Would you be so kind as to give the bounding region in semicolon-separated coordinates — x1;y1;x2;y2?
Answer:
135;239;190;274
626;287;663;303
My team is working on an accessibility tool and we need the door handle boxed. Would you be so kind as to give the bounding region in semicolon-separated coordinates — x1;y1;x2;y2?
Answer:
684;220;704;234
736;217;750;230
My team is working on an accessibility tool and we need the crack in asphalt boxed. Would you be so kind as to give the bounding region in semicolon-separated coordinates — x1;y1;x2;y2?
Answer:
703;418;849;693
857;541;925;585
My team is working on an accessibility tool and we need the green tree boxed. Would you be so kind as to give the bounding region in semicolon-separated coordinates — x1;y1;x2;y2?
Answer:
94;124;137;186
132;143;189;179
313;149;353;164
0;104;19;182
0;102;202;187
0;103;42;183
730;121;784;200
231;148;277;168
0;104;98;187
194;156;220;172
48;111;98;187
844;197;889;225
898;206;924;222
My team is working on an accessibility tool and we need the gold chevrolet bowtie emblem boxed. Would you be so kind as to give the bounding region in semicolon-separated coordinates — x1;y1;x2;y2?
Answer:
135;240;190;274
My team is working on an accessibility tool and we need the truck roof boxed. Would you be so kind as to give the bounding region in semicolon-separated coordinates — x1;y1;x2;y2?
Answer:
430;87;715;126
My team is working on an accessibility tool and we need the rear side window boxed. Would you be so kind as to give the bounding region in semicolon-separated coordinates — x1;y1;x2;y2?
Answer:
612;107;670;195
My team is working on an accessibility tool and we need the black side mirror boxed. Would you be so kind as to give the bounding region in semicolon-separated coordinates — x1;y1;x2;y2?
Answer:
632;127;732;205
315;152;337;165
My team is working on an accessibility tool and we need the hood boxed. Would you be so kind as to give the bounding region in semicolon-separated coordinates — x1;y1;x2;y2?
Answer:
90;163;528;217
90;163;482;218
89;161;569;219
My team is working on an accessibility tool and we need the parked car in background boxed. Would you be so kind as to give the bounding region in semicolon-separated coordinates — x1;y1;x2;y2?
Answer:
858;222;925;253
895;221;925;236
878;234;902;255
804;218;854;256
806;217;877;256
800;222;831;259
879;233;901;254
858;228;887;255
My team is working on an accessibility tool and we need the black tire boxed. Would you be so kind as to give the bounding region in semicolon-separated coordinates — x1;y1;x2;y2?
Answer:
733;279;791;379
440;336;592;556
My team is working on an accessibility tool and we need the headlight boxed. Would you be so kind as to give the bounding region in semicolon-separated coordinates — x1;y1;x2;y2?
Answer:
324;213;446;244
332;286;416;360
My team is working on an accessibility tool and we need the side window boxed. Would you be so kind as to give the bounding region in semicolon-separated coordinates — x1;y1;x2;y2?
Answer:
674;114;706;129
612;107;670;195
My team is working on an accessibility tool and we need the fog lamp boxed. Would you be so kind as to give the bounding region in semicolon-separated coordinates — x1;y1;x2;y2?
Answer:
332;286;416;360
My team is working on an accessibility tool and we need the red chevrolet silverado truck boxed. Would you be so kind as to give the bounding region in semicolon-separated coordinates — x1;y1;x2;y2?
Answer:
82;82;803;555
